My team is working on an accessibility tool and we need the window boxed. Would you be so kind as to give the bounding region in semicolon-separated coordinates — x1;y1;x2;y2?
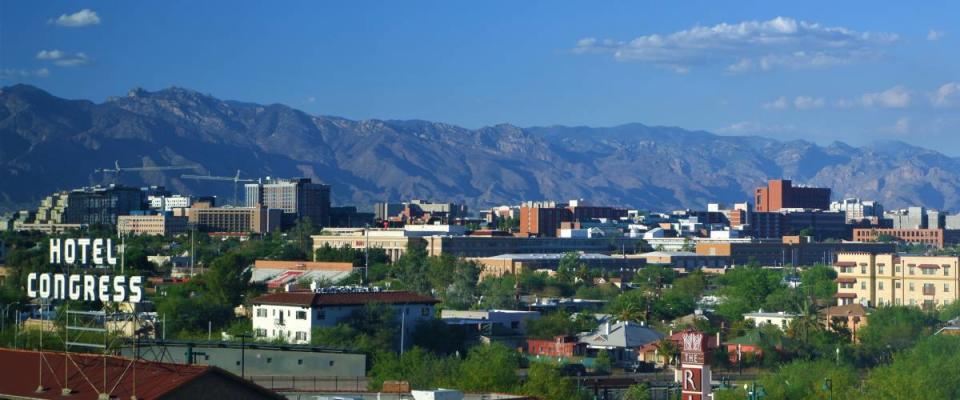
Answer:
861;266;867;274
860;282;866;290
896;265;902;273
923;268;935;276
945;284;951;293
909;267;915;275
316;310;326;320
296;311;307;320
896;282;902;289
909;282;915;291
295;331;307;341
924;283;935;295
909;299;917;306
272;309;276;316
878;282;884;290
879;265;885;274
255;328;267;337
256;308;267;317
946;267;951;277
329;361;335;367
298;359;303;365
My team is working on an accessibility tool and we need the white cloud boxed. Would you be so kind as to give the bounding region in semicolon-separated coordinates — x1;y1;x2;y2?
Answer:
932;82;960;107
50;9;101;27
891;117;910;134
927;30;945;41
717;121;797;135
763;96;790;110
859;85;911;108
35;49;90;67
794;96;825;109
763;95;824;110
573;16;897;73
0;68;50;79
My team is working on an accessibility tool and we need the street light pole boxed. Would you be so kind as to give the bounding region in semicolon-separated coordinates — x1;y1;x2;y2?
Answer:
237;333;252;379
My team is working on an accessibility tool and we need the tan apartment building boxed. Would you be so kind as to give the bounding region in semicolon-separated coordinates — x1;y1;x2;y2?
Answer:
834;252;960;309
118;214;189;236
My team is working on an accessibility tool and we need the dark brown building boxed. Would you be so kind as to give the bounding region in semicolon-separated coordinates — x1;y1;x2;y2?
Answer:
755;179;831;212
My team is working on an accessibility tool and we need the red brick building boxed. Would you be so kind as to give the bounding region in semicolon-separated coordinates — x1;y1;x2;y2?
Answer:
754;179;831;212
527;335;586;357
853;228;960;249
519;202;627;237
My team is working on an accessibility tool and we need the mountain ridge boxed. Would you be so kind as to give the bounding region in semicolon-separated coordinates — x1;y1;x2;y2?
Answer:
2;84;960;213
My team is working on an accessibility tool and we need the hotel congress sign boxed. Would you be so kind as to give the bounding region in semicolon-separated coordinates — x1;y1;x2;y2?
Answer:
26;238;144;303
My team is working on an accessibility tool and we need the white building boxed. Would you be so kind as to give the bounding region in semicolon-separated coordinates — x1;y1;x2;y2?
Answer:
250;290;438;345
148;195;193;212
830;198;883;222
743;310;799;331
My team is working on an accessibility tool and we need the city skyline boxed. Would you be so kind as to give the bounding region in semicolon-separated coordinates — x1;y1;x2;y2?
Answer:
3;2;960;153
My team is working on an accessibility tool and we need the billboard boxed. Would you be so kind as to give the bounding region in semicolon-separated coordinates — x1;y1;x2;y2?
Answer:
26;238;143;303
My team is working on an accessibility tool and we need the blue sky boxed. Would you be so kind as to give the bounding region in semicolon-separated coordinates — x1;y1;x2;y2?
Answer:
3;1;960;153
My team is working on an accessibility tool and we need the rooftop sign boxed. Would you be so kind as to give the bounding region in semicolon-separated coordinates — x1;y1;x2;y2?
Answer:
26;238;143;303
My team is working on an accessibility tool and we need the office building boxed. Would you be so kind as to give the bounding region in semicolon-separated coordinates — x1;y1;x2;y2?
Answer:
834;252;960;309
148;194;193;212
245;178;331;227
830;198;884;222
754;179;831;212
118;213;189;236
519;200;627;237
190;206;281;234
852;228;960;249
34;185;145;226
696;237;895;266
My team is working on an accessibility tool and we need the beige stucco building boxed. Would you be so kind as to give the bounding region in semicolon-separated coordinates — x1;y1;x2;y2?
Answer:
835;252;959;309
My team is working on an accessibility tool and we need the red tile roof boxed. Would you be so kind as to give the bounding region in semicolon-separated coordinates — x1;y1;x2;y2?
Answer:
0;348;281;400
251;290;439;307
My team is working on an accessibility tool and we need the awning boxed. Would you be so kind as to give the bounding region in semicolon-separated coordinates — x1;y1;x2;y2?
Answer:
835;293;858;299
835;277;857;284
918;264;941;269
834;261;856;267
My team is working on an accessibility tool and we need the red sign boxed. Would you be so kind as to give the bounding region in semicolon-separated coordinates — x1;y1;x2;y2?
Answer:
680;331;711;400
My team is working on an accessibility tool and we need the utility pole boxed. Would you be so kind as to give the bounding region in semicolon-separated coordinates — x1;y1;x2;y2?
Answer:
364;224;370;286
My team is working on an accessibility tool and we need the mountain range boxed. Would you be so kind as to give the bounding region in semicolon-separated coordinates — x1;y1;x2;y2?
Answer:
2;84;959;214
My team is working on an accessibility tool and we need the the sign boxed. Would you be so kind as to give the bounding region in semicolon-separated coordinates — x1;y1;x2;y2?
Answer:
680;330;712;400
26;238;144;303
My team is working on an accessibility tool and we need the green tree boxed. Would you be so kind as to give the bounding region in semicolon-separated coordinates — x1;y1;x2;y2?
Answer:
757;359;860;399
457;343;521;392
864;335;960;399
522;362;589;400
204;253;251;306
857;306;936;358
594;349;612;374
623;383;652;400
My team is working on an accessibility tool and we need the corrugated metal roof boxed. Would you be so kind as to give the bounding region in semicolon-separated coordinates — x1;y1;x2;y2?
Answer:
0;348;281;400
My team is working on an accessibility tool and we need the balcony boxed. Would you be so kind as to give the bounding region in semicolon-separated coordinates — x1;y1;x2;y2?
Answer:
923;287;936;296
274;318;285;326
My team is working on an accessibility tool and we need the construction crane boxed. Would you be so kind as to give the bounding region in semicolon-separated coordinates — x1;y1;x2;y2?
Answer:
95;160;200;183
180;170;258;205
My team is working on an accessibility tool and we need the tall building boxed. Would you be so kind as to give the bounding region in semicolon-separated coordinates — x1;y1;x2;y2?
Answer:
852;228;960;249
834;252;960;309
245;178;331;227
35;185;144;226
754;179;831;212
